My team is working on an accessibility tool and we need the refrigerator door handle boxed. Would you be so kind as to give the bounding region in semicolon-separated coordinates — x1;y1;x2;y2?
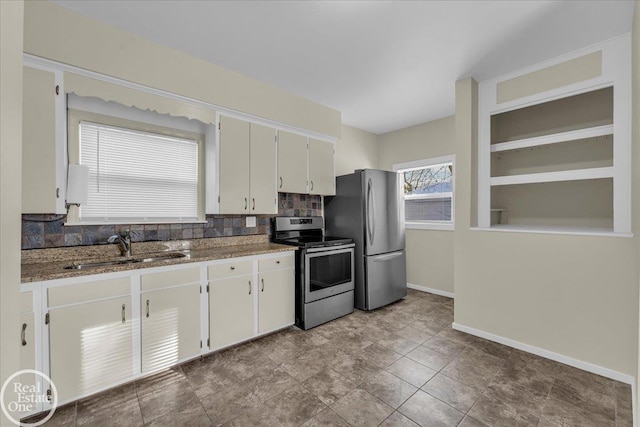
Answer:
367;178;375;245
372;252;404;262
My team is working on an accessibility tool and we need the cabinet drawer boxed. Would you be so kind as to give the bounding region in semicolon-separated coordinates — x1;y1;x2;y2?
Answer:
48;277;130;307
259;254;294;272
141;267;200;292
21;292;33;313
208;259;253;280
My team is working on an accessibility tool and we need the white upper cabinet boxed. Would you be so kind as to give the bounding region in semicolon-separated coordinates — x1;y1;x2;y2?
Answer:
277;130;309;194
278;131;336;195
308;138;335;196
22;65;66;214
218;116;277;214
250;123;278;213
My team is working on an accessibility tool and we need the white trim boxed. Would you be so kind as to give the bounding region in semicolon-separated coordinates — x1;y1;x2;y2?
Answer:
490;166;613;186
393;155;455;171
407;283;454;299
406;222;454;231
405;192;452;200
470;225;633;238
452;322;634;385
23;53;337;144
490;124;613;153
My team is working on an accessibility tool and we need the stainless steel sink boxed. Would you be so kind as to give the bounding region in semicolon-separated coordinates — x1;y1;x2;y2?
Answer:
64;252;188;270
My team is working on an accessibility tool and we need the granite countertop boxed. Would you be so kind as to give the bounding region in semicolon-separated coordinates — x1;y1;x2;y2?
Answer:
21;235;296;283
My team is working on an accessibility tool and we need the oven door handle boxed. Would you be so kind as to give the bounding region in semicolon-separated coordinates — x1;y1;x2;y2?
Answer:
305;244;355;254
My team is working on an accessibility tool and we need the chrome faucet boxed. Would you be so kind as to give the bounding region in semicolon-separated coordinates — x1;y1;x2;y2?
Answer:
108;229;132;257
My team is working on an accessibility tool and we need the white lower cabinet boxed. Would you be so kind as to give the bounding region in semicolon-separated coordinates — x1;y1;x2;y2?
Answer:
258;257;295;334
141;284;201;373
258;269;295;333
49;296;133;403
209;275;254;350
32;250;295;406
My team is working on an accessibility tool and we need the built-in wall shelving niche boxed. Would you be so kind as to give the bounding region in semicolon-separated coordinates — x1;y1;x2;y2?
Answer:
478;35;631;236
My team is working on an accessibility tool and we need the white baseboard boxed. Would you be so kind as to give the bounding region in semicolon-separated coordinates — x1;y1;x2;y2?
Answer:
407;283;454;299
452;322;635;386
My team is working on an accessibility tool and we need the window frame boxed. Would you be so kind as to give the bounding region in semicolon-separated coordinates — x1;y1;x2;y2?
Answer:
67;109;206;225
393;154;455;231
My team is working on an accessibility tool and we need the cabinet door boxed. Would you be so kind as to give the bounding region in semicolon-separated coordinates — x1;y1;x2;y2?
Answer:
258;269;295;333
278;131;308;194
209;276;255;350
309;138;335;195
250;123;278;214
23;66;61;213
219;116;250;214
141;284;201;373
49;297;133;403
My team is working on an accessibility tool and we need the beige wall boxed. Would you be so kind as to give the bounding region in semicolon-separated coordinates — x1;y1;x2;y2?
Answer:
335;124;378;176
0;1;23;425
633;1;640;423
23;1;341;138
454;70;638;380
379;117;456;294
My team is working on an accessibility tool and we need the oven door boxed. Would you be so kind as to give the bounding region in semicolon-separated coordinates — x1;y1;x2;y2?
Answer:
304;245;354;303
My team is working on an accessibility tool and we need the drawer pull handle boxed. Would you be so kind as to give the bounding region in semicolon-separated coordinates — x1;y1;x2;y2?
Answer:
261;278;265;292
279;177;283;188
230;266;235;271
244;198;247;210
248;280;252;295
310;180;314;191
21;323;27;346
122;304;126;323
146;299;150;318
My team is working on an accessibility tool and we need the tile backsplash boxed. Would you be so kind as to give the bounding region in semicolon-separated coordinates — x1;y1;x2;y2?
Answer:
22;193;322;249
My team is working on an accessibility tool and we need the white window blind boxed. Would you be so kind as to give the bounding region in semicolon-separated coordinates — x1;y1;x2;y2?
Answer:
79;121;199;223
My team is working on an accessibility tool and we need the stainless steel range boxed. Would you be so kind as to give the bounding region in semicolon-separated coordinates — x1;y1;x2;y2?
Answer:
272;216;355;330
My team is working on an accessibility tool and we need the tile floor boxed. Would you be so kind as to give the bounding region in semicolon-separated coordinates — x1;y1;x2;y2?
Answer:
31;289;633;426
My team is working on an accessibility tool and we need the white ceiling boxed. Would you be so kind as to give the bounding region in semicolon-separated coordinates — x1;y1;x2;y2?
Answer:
52;1;635;135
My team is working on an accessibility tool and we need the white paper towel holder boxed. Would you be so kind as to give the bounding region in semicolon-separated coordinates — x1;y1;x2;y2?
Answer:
66;164;89;208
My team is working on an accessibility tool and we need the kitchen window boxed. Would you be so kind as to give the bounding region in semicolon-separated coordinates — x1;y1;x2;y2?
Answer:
67;102;206;224
394;155;455;231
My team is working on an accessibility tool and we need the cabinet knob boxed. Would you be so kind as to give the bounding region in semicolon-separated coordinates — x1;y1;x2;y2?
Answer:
276;260;280;264
230;266;235;270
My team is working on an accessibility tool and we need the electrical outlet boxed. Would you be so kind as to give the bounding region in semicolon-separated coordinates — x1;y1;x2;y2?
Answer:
245;216;256;227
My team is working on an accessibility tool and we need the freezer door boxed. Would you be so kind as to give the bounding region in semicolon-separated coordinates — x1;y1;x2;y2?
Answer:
364;250;407;310
364;170;405;256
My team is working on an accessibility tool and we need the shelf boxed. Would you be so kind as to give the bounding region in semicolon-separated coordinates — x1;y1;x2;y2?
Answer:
490;124;613;153
490;166;613;186
471;224;632;238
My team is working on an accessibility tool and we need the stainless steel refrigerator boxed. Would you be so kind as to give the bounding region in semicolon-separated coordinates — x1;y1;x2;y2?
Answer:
324;169;407;310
